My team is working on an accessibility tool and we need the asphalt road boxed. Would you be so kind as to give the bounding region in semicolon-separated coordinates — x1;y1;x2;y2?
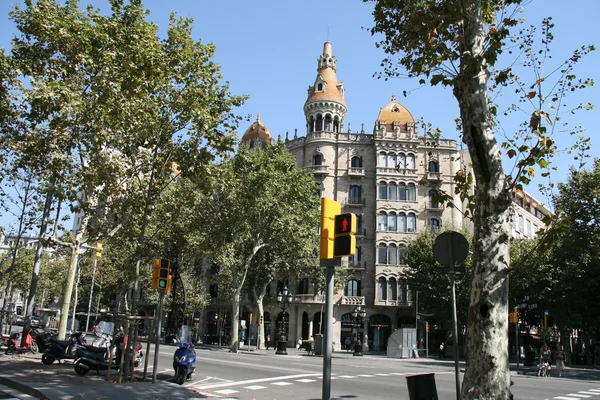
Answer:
145;345;600;400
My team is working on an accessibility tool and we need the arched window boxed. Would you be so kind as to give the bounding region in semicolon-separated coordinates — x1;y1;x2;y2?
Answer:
378;212;388;231
378;277;387;300
313;154;322;166
378;152;387;167
333;116;340;133
407;183;416;201
406;154;415;169
407;213;416;233
351;156;362;168
430;218;440;231
346;279;359;296
399;183;407;201
379;181;388;200
317;83;323;91
352;246;361;264
428;160;439;172
324;114;333;132
308;116;315;133
429;189;439;208
350;185;361;203
389;244;398;265
398;153;406;169
297;278;309;294
388;278;398;300
398;213;407;232
398;244;407;264
388;212;397;232
378;243;388;264
316;114;324;131
388;182;398;201
388;153;397;168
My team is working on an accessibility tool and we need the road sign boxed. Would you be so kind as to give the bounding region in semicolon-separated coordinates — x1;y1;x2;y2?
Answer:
433;231;469;272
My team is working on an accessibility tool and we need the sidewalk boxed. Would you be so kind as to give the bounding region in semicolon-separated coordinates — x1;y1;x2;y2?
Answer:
0;352;207;400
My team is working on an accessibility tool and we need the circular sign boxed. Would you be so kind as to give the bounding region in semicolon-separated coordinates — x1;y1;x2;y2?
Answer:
193;311;201;318
433;231;469;267
332;317;337;325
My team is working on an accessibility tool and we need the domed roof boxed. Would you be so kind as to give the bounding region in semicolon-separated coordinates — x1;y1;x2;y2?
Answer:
305;42;346;106
240;114;274;148
377;94;415;124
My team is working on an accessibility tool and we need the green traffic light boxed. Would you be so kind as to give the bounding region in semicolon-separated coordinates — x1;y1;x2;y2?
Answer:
159;279;167;288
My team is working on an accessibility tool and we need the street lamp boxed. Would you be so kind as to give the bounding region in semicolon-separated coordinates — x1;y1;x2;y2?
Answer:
352;306;367;356
276;287;293;355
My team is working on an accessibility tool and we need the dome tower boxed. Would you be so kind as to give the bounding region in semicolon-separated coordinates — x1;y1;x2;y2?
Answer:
304;42;347;134
240;114;274;150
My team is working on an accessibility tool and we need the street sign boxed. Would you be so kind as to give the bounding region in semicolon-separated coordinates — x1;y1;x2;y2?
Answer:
433;231;469;272
193;311;201;322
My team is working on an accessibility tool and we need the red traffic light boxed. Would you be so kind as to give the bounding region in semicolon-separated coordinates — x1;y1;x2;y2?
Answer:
334;213;356;236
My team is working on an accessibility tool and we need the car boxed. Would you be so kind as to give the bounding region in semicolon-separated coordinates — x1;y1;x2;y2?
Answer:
30;317;41;328
13;315;24;326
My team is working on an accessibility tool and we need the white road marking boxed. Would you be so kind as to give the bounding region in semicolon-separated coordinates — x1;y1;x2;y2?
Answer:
338;375;357;378
271;382;293;386
554;397;585;400
244;385;267;390
570;394;592;398
376;373;392;376
214;389;239;395
296;379;317;383
190;373;320;389
358;374;375;377
579;392;600;396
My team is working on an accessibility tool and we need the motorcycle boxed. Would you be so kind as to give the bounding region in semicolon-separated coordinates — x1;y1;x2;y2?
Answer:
173;325;196;385
74;332;143;376
1;328;38;355
41;331;87;365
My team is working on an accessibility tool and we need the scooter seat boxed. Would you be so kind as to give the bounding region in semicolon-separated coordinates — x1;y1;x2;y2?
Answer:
83;345;108;354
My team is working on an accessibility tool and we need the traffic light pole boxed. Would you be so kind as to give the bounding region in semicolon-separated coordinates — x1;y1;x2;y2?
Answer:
152;290;165;384
322;262;334;400
450;268;460;400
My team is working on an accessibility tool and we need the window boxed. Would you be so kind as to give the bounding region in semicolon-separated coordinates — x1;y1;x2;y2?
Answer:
399;183;407;201
429;190;439;208
350;185;361;203
297;278;309;294
388;153;397;168
398;213;407;232
378;243;388;264
378;212;388;231
398;245;406;264
317;83;323;91
428;160;439;172
397;153;406;169
389;244;398;265
351;156;362;168
324;115;332;131
316;115;323;131
388;212;397;232
406;154;415;169
314;154;323;166
518;215;524;233
378;152;387;167
378;277;387;300
346;279;359;296
407;183;416;201
352;246;361;264
379;181;388;200
389;182;398;200
407;213;416;233
388;278;398;300
430;218;440;231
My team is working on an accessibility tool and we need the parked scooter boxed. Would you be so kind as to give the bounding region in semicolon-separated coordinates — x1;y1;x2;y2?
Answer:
173;325;196;385
41;331;87;365
0;328;38;354
74;332;143;375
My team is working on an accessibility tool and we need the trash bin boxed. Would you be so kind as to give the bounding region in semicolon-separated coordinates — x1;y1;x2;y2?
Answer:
406;373;438;400
314;334;323;356
525;346;536;366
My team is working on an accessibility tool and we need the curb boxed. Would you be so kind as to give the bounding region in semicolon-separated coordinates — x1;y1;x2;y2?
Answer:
0;375;48;400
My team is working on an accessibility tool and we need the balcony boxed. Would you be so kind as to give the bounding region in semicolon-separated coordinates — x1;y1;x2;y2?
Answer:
341;296;365;306
426;203;444;212
294;294;326;304
347;260;366;270
344;197;366;207
374;299;413;307
348;167;365;177
305;165;329;176
426;171;442;182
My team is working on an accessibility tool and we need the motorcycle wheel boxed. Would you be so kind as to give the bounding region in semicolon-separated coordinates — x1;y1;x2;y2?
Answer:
5;342;15;355
42;354;55;365
175;368;186;385
29;342;39;354
74;360;90;376
134;359;140;368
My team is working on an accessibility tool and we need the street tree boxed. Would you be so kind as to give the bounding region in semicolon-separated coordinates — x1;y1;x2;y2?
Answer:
366;1;594;397
190;142;320;353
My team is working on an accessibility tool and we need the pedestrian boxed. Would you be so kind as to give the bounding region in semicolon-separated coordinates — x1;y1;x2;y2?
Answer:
413;343;419;359
439;342;446;359
554;344;566;377
542;344;552;369
266;335;271;350
345;337;352;352
297;338;302;350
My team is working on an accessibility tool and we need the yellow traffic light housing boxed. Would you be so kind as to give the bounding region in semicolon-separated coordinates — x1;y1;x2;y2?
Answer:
320;197;341;260
333;213;356;257
152;258;170;290
95;243;103;258
165;274;173;296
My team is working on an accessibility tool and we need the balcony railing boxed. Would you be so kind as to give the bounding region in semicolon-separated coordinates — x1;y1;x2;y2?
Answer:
427;171;442;181
348;167;365;177
426;203;444;212
347;260;366;270
345;197;366;206
341;296;365;306
294;294;326;304
374;299;413;307
305;165;329;176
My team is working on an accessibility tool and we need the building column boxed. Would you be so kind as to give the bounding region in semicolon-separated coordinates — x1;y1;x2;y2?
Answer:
308;315;314;339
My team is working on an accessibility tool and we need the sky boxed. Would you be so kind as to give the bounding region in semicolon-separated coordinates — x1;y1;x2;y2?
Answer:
0;0;599;232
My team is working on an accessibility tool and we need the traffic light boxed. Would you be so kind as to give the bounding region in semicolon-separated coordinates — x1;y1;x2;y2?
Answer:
509;307;518;324
165;274;173;296
152;258;170;290
257;316;262;325
219;311;224;320
333;213;356;257
320;197;341;259
249;313;253;323
425;321;429;332
95;243;103;258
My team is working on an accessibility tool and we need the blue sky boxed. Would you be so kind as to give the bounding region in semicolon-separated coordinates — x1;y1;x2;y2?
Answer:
1;0;598;231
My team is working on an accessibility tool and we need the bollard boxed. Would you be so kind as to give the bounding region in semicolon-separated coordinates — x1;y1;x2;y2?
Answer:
406;373;438;400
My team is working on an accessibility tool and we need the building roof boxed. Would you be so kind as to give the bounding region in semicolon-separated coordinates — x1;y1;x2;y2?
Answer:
377;94;415;124
240;114;274;147
305;42;346;106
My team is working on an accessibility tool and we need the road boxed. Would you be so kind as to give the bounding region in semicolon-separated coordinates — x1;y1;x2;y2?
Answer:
145;344;600;400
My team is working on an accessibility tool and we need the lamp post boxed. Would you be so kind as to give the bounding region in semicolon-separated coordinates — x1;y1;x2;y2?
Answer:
276;287;293;355
352;306;367;356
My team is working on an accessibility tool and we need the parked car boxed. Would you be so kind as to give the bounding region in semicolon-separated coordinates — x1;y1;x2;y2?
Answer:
30;317;41;328
13;315;24;326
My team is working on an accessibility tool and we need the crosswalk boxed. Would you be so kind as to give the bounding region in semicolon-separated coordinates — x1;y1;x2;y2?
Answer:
548;389;600;400
0;384;35;400
189;371;444;397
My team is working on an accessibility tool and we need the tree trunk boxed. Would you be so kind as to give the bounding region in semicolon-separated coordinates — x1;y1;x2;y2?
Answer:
254;289;266;350
455;1;513;399
230;287;241;353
